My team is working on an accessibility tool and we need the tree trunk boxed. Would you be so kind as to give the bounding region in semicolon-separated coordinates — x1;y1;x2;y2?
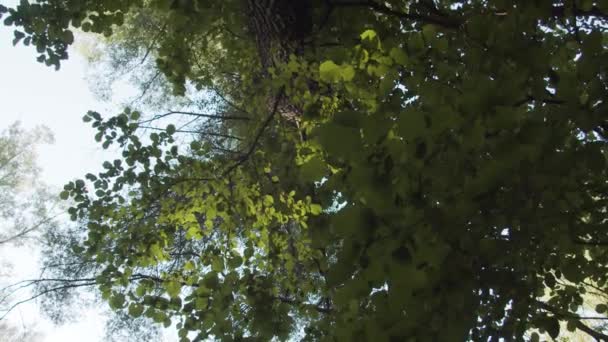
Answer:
245;0;313;70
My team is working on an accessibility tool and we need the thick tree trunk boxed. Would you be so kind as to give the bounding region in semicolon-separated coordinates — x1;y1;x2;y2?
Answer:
245;0;313;70
245;0;314;125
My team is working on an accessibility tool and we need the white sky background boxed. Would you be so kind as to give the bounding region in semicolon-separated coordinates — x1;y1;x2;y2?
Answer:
0;23;108;340
0;3;174;341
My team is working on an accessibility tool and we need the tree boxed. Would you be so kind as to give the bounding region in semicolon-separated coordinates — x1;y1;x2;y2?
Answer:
0;321;42;342
0;122;57;331
0;124;161;337
1;206;163;340
75;7;190;110
3;0;608;341
0;122;55;247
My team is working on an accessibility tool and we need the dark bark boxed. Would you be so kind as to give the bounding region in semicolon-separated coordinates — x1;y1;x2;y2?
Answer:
245;0;313;70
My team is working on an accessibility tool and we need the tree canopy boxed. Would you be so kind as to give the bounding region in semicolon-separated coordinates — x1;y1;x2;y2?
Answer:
3;0;608;341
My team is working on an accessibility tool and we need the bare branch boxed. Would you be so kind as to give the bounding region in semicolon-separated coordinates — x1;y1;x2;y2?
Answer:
0;281;97;321
220;87;285;177
211;88;251;116
137;125;243;141
138;110;249;125
0;213;61;246
138;24;167;66
129;71;161;106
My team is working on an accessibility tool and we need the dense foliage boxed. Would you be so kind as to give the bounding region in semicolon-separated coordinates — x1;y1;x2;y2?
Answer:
3;0;608;340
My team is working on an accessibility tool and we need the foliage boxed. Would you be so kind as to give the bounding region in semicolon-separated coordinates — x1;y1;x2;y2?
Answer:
103;310;163;342
4;0;608;341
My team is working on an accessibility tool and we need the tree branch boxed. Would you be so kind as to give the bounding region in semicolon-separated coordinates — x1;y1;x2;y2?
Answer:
276;295;332;314
220;87;285;177
138;24;167;66
137;125;243;140
0;213;61;246
211;88;251;116
551;5;608;20
0;281;97;321
329;0;462;28
537;301;608;341
573;238;608;246
138;110;250;124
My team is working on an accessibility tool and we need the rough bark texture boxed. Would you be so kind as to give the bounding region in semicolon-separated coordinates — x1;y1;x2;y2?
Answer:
246;0;313;70
245;1;315;124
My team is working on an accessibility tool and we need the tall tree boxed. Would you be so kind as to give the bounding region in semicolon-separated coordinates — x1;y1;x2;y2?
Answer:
3;0;608;341
0;122;55;247
0;123;50;342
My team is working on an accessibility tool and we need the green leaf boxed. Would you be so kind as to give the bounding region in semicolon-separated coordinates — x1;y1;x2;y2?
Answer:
319;61;355;83
396;109;426;139
228;255;243;268
310;204;322;215
203;272;219;289
185;226;202;239
190;141;201;150
360;29;377;41
545;316;560;339
319;61;341;83
184;260;196;271
595;304;607;314
109;293;126;310
244;247;254;259
341;65;355;81
166;124;176;135
530;332;540;342
135;284;147;297
211;258;224;273
389;47;408;65
263;195;274;207
165;280;182;298
12;30;24;46
61;30;74;44
300;156;327;182
128;303;144;318
422;24;437;40
566;320;577;332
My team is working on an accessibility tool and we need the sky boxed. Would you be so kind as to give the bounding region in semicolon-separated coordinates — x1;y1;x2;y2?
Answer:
0;19;114;342
0;32;118;186
0;5;167;341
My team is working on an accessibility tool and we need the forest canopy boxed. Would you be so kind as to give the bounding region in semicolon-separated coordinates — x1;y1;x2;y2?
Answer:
2;0;608;341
